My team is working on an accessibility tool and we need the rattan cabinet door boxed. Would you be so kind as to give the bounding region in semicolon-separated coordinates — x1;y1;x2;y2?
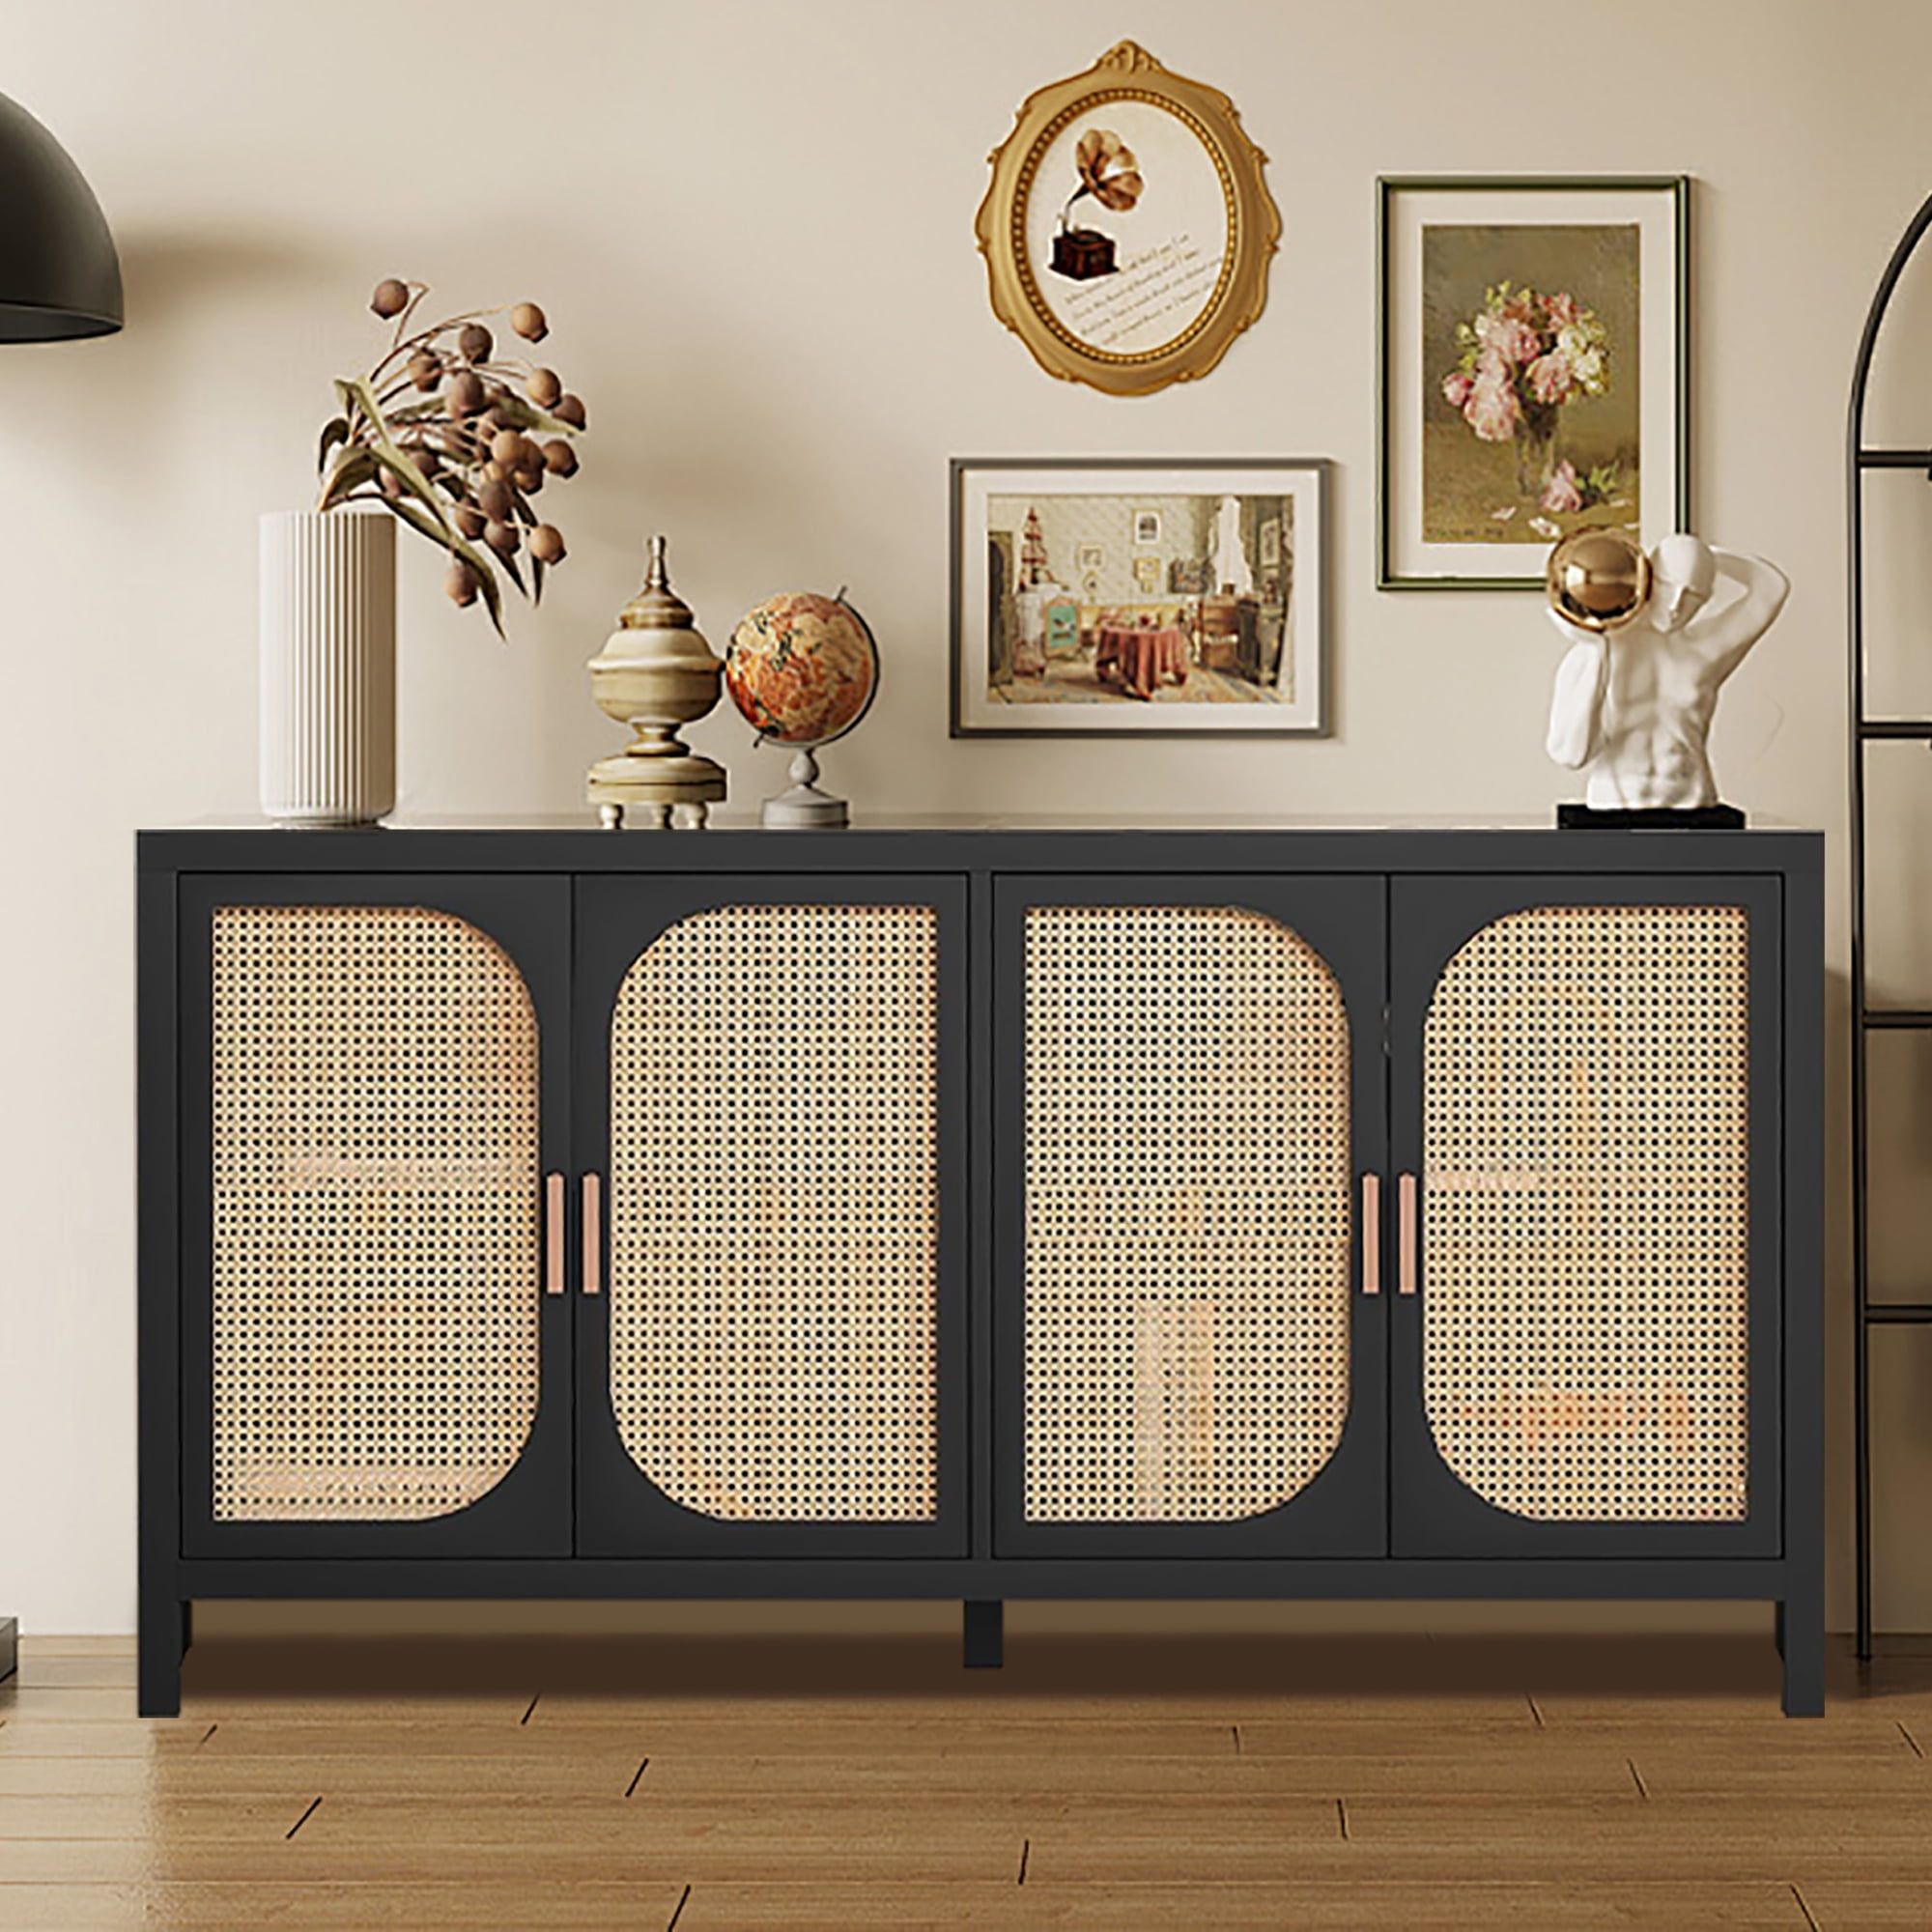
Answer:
180;876;572;1559
994;876;1387;1558
1390;875;1781;1559
573;876;967;1558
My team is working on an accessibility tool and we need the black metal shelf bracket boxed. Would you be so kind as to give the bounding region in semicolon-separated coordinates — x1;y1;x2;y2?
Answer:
1848;189;1932;1662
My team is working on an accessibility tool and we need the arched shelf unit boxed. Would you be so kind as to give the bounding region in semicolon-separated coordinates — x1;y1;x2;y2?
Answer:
1847;188;1932;1662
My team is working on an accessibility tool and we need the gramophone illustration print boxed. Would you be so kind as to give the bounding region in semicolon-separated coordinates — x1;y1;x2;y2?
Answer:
1051;128;1144;280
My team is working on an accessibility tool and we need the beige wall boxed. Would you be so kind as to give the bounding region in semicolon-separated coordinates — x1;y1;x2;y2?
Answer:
5;0;1930;1634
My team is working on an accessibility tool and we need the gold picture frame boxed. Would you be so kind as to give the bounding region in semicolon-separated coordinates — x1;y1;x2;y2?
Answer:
974;41;1280;396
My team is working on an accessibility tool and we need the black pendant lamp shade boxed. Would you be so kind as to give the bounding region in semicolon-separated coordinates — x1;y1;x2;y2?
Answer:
0;92;121;341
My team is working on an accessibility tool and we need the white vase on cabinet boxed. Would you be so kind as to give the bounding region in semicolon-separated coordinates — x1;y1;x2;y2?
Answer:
259;508;396;826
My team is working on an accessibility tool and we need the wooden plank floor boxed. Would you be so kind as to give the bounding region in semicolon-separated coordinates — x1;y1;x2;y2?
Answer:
2;1630;1930;1927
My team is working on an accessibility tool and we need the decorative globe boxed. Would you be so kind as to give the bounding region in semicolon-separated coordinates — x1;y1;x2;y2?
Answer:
1547;528;1651;634
724;591;879;747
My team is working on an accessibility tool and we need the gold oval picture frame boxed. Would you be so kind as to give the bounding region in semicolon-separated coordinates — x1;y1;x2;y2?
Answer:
975;41;1280;397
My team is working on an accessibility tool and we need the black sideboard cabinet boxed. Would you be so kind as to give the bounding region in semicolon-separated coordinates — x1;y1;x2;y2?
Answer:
136;823;1824;1716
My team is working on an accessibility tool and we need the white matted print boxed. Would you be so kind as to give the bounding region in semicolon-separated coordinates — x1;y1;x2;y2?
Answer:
951;460;1327;737
1378;178;1688;590
1027;101;1230;360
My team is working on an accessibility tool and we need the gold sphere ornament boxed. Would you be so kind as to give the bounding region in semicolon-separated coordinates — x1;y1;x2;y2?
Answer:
1546;528;1652;633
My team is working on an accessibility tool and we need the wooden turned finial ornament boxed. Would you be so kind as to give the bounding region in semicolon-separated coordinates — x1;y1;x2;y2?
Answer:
585;534;727;830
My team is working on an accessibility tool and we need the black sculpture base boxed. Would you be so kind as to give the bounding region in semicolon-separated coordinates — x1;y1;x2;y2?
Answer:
1558;803;1746;829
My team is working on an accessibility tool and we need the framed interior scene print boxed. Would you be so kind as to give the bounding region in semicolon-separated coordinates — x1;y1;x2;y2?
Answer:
1378;176;1689;590
974;42;1281;396
951;458;1327;738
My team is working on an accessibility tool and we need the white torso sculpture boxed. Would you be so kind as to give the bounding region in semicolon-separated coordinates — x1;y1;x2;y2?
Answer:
1547;533;1789;810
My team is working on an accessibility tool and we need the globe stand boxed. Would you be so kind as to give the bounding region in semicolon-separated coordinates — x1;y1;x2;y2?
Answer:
761;747;848;829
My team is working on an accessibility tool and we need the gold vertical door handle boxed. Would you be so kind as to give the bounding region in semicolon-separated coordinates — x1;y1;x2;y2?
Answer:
582;1172;602;1295
1398;1172;1418;1296
1360;1173;1381;1294
544;1173;565;1295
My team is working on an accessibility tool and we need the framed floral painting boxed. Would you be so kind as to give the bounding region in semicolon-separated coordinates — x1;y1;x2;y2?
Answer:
951;458;1328;738
1378;176;1690;590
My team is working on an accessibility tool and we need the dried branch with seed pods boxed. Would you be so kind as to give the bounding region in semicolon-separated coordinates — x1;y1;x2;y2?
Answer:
316;278;588;636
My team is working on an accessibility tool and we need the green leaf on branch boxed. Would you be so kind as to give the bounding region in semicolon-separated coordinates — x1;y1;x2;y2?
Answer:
386;392;579;439
486;392;583;439
318;447;377;511
334;374;516;637
384;494;508;638
316;415;350;475
338;378;459;535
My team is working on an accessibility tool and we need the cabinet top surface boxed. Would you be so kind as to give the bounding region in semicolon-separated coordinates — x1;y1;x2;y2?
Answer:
147;810;1822;834
136;813;1823;877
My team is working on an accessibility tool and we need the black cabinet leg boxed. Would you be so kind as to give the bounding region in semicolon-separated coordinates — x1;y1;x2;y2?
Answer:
1774;1600;1784;1661
1780;1591;1824;1718
963;1600;1004;1669
138;1595;184;1718
180;1600;193;1656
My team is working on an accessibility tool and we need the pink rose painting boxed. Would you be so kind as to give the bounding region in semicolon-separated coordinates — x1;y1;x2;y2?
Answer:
1462;351;1522;443
1440;283;1609;489
1540;460;1585;515
1419;221;1641;545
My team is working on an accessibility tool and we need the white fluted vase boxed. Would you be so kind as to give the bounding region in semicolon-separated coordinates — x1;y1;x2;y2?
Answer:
259;509;397;826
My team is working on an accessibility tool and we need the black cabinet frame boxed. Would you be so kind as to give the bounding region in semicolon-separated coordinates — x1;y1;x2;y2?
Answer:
137;826;1825;1719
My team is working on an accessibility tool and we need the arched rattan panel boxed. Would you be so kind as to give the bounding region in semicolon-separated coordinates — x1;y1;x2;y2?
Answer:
608;904;940;1522
210;905;541;1521
1022;904;1353;1523
1423;904;1750;1522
